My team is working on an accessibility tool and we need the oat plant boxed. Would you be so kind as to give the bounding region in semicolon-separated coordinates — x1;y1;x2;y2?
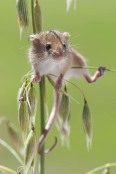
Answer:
0;1;116;174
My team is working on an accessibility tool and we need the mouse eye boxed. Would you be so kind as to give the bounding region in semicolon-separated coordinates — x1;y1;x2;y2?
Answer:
45;43;52;51
63;43;67;49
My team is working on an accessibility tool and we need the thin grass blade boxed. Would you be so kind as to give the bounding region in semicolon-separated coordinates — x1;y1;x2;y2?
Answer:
0;165;16;174
102;168;110;174
0;138;23;164
7;122;23;154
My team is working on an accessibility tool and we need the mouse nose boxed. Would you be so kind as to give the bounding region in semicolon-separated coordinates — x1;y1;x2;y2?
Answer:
52;48;63;58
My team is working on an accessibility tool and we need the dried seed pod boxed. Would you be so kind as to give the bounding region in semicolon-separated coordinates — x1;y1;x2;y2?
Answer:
34;0;43;33
7;122;23;154
16;0;29;38
24;129;37;174
18;100;29;141
82;98;92;150
26;83;37;127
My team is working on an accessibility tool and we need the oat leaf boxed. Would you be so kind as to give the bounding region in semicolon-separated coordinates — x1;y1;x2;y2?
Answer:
7;122;23;154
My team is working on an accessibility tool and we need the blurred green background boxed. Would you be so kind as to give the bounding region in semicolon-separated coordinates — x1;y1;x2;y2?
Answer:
0;0;116;173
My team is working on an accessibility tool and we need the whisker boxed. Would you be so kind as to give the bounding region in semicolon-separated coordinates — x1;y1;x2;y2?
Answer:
70;33;80;40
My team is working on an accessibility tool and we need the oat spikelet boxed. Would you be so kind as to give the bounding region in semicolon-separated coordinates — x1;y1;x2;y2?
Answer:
16;0;29;39
26;83;37;128
66;0;73;12
56;86;71;147
82;98;92;150
34;0;43;33
24;129;37;174
18;100;29;141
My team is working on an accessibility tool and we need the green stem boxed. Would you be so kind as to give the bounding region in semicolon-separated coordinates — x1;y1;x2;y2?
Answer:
72;66;116;72
39;77;45;174
31;1;45;174
31;0;36;34
86;162;116;174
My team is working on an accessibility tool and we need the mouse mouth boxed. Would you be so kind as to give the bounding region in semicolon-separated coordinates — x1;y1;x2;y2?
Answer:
53;56;64;60
51;50;63;60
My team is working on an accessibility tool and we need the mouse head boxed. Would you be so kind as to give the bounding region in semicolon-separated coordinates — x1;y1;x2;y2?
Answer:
30;30;71;60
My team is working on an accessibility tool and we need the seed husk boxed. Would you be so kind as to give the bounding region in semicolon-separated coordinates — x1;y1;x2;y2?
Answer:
66;0;73;12
24;129;37;174
16;0;29;39
34;0;43;33
56;86;71;147
26;83;37;127
17;80;27;103
58;86;71;122
82;98;92;150
18;100;29;141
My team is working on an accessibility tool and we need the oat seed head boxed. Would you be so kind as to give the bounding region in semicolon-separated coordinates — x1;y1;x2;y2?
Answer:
18;100;29;141
34;0;43;33
26;83;37;128
24;129;37;174
16;0;29;39
82;98;92;150
56;86;71;147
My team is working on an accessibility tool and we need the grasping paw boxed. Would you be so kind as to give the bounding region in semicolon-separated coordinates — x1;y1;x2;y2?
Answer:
98;66;106;76
32;74;41;83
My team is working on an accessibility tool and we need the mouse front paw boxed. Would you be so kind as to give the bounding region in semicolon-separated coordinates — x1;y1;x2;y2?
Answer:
32;74;41;83
98;66;106;76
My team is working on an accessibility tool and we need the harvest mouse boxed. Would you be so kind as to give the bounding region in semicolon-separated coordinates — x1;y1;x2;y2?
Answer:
28;30;106;152
29;30;106;84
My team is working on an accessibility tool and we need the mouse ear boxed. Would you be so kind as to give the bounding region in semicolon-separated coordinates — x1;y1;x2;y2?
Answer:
29;34;36;41
29;34;40;45
63;32;70;39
